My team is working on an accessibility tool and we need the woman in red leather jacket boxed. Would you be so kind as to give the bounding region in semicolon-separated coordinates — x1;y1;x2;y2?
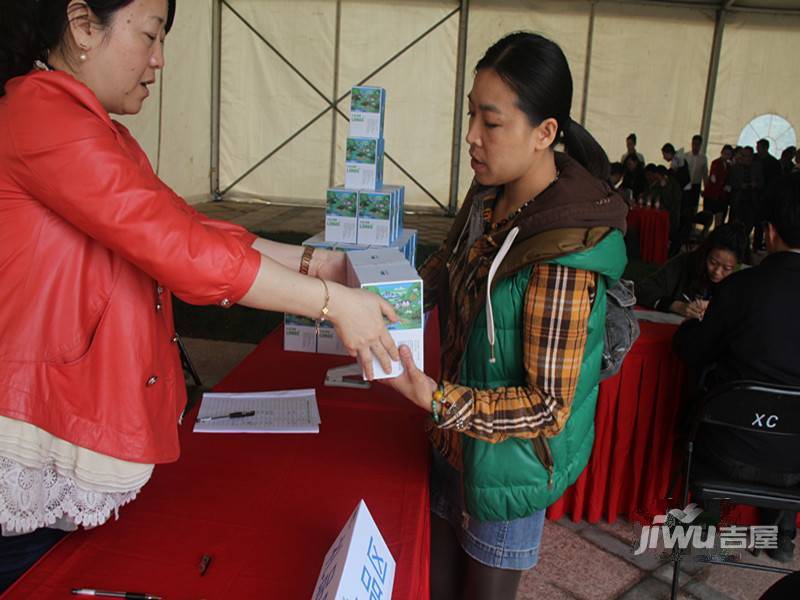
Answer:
0;0;399;588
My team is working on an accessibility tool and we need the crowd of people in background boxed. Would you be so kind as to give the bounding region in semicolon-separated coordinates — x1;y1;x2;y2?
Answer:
618;129;800;564
610;132;799;257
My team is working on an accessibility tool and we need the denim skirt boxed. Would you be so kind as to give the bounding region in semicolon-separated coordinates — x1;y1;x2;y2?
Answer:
430;448;545;570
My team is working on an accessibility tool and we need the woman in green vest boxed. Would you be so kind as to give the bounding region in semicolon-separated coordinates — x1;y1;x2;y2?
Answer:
385;32;628;599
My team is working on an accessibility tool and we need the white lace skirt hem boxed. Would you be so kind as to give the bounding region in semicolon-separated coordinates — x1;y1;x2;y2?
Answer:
0;456;144;536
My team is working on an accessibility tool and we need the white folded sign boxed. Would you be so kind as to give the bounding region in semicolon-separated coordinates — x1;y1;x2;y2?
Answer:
312;500;396;600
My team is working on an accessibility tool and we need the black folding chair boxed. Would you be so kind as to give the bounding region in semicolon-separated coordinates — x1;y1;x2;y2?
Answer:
671;381;800;599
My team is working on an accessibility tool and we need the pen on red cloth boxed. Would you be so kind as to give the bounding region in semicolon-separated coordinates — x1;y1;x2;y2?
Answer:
196;410;255;423
71;589;161;600
199;553;213;575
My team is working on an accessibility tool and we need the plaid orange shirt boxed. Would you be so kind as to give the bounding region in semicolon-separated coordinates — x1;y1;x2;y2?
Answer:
426;201;597;446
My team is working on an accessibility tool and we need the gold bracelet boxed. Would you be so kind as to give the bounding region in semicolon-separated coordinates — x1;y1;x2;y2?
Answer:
315;277;330;334
299;246;315;276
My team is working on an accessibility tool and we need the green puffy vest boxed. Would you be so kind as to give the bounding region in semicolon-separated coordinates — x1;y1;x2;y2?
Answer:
459;230;627;522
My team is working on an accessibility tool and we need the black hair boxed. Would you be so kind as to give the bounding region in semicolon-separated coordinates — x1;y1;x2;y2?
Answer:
627;133;637;144
757;138;770;150
689;223;749;292
0;0;176;97
766;173;800;247
692;134;702;143
703;223;749;263
475;32;610;180
644;163;658;174
656;165;669;176
610;162;624;176
662;143;676;155
722;144;734;153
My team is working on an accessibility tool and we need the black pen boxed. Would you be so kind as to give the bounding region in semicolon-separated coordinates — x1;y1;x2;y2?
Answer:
72;589;161;600
196;410;256;423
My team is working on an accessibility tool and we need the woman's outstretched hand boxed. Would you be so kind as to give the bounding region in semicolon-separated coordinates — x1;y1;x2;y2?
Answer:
382;345;437;412
328;284;400;379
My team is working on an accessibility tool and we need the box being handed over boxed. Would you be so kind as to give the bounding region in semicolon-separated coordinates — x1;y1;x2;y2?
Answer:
347;254;423;380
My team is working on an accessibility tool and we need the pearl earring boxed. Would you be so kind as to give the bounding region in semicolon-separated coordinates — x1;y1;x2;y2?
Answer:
79;52;87;61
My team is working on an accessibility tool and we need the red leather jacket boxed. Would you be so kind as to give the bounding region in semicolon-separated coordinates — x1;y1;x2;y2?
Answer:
0;71;261;463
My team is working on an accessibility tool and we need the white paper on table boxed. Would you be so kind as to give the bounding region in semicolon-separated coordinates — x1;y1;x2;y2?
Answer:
633;309;685;325
193;388;320;434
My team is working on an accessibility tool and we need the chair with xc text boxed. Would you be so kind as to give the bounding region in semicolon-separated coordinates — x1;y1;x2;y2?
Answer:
670;381;800;600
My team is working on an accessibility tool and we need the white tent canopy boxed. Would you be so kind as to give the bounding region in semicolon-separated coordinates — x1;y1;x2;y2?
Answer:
119;0;800;213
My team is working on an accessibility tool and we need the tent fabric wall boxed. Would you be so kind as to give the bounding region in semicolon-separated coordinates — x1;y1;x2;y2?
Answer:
707;12;800;160
585;3;714;168
218;0;459;210
219;1;337;204
118;1;800;210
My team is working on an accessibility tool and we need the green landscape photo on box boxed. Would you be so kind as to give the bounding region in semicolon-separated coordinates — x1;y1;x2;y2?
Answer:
359;194;391;219
285;314;316;327
326;190;357;217
346;139;377;164
351;87;382;113
364;281;422;330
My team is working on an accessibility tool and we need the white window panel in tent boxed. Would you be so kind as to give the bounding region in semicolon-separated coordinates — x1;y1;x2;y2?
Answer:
737;114;796;158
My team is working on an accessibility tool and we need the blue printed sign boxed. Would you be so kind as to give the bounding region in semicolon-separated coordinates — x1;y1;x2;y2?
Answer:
312;500;396;600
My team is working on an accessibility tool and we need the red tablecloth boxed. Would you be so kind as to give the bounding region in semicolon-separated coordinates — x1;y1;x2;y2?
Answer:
627;207;670;264
547;321;687;524
3;322;436;600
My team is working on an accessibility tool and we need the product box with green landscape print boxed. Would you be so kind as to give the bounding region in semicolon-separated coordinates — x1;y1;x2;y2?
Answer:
325;187;359;244
357;185;404;246
349;86;386;139
346;258;423;380
283;313;317;353
344;137;384;190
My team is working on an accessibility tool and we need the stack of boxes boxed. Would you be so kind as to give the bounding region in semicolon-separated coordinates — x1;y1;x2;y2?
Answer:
285;86;423;374
324;87;404;247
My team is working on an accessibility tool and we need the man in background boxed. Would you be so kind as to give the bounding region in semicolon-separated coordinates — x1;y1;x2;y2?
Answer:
621;133;645;165
686;134;709;219
674;172;800;562
754;139;783;250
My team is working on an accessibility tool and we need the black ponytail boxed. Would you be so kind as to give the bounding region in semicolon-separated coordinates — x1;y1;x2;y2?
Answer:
0;0;177;97
476;31;610;181
562;119;611;181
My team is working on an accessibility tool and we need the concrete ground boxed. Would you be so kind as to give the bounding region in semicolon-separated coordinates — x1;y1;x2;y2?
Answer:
183;199;797;600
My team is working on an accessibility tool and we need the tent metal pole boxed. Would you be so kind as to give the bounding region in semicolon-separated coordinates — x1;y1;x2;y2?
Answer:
700;7;726;153
598;0;800;16
210;0;222;201
329;0;342;188
448;0;470;216
579;1;597;127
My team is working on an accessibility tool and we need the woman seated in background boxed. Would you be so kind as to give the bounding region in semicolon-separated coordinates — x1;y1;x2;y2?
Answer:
636;224;749;319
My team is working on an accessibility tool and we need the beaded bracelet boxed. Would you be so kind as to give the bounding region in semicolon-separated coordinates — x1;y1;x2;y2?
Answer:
431;398;441;424
431;383;445;425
